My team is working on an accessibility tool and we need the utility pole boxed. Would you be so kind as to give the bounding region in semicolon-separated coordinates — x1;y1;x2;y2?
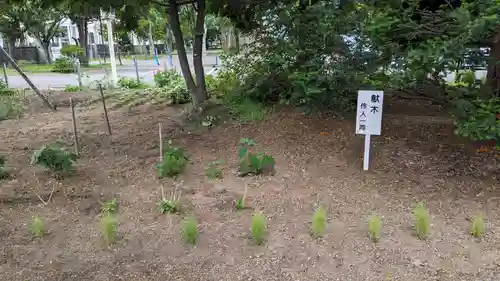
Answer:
102;8;117;86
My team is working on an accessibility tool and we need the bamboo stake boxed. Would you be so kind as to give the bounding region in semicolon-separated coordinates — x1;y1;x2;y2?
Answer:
159;123;163;161
70;98;80;156
99;83;112;135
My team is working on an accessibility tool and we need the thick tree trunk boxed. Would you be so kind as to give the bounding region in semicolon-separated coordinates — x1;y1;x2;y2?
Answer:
41;41;52;64
167;0;198;102
76;19;89;67
192;0;207;105
6;37;15;67
148;21;155;55
486;30;500;98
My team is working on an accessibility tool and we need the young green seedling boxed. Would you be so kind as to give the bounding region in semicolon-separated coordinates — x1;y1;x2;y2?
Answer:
310;206;326;238
101;214;117;245
182;217;198;245
29;216;45;238
235;184;248;211
470;215;485;238
413;202;430;240
368;214;382;242
251;211;266;245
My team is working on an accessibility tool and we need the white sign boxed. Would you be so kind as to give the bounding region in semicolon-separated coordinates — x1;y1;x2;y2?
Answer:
355;90;384;135
355;90;384;171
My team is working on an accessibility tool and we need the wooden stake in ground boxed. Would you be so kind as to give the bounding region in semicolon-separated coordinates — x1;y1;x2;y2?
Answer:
2;62;8;87
70;97;80;156
0;46;55;111
159;123;163;161
98;84;112;135
75;59;83;89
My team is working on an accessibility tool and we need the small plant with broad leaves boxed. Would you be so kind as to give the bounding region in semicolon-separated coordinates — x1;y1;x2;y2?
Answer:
181;216;198;244
0;155;9;180
251;211;266;245
29;216;45;238
454;97;500;142
102;199;117;214
205;159;223;179
413;202;430;240
158;186;181;214
31;143;77;177
368;214;382;242
101;214;117;245
470;215;485;238
310;206;326;238
237;138;275;177
157;143;189;178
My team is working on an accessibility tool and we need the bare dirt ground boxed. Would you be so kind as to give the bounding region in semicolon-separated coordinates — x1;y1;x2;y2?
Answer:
0;93;499;281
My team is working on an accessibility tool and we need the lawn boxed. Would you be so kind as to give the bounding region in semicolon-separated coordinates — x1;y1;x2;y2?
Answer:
4;63;110;74
0;90;498;281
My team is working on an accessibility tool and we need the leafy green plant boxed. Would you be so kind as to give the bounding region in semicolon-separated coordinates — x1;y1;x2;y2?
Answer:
158;186;181;214
63;85;81;92
310;206;326;238
251;211;266;245
102;199;117;214
237;138;275;177
0;155;9;180
31;143;77;177
205;159;223;179
152;70;190;104
117;77;144;89
29;216;45;238
368;214;382;242
181;216;198;244
60;45;84;58
0;94;23;121
470;215;485;238
227;97;268;123
454;97;500;142
101;214;117;244
157;144;189;178
154;69;181;87
51;57;74;73
413;202;430;240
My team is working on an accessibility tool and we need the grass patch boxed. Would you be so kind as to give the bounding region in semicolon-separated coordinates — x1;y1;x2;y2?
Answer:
470;215;485;238
367;214;382;242
0;94;23;121
413;202;430;240
228;98;268;123
310;206;326;238
251;211;266;245
181;217;198;245
5;63;109;74
101;214;117;245
29;216;45;238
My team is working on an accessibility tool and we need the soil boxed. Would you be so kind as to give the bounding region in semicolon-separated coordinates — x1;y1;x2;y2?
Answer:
0;93;499;281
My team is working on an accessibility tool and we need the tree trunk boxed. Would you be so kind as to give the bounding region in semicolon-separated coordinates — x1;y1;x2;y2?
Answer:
192;0;208;105
6;37;15;67
77;19;89;67
486;29;500;98
148;21;155;55
41;41;52;64
167;0;198;101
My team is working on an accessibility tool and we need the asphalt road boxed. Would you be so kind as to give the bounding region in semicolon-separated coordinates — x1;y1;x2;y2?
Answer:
4;54;220;89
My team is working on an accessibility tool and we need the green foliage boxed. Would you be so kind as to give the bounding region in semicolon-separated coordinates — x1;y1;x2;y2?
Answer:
153;70;190;104
29;216;45;238
158;198;180;214
458;70;477;86
157;144;189;178
51;57;74;73
101;214;117;245
0;91;23;121
251;211;266;245
454;97;500;141
205;159;223;179
226;97;268;123
117;77;144;89
368;214;382;242
413;202;430;240
60;45;83;58
63;85;81;92
310;206;326;238
0;155;9;180
237;138;275;177
102;199;117;214
31;143;77;177
205;70;240;99
235;197;245;210
181;216;198;245
470;215;485;238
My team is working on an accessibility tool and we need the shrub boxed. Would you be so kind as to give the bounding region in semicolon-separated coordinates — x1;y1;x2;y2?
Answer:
413;202;430;240
153;70;190;104
157;145;189;178
470;215;485;238
205;159;223;179
102;199;117;214
101;214;117;244
51;57;74;73
0;94;23;121
310;206;326;238
31;143;77;177
368;214;382;242
60;45;84;58
0;155;9;180
237;138;275;177
227;97;268;123
181;217;198;244
29;216;45;238
117;77;143;89
63;85;81;92
154;69;181;87
251;211;266;245
454;97;500;142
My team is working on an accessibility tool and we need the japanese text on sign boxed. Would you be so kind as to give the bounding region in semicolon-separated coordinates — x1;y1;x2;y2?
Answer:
355;90;384;135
